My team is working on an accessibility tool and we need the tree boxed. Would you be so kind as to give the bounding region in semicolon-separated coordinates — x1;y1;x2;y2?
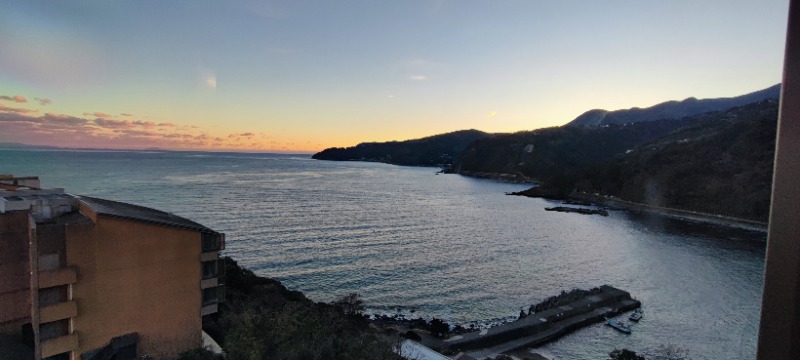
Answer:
332;292;365;316
645;344;691;360
430;318;449;337
609;348;646;360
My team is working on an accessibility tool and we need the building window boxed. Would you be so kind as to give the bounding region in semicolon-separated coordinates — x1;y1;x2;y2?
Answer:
202;287;217;305
201;233;223;252
39;286;68;307
202;260;218;279
39;319;69;341
202;286;225;306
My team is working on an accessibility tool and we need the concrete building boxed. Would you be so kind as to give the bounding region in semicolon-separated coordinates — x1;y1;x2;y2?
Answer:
0;175;225;360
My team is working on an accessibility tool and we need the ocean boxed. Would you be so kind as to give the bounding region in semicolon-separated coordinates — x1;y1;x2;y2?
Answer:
0;149;766;359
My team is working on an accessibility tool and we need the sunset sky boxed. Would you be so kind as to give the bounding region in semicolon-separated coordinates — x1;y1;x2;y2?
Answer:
0;0;790;153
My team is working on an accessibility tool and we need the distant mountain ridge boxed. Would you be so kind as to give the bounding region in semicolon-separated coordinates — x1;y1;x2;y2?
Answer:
311;129;489;166
566;84;780;127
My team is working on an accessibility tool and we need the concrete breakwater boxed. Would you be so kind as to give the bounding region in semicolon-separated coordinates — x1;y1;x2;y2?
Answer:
439;285;640;355
544;206;609;216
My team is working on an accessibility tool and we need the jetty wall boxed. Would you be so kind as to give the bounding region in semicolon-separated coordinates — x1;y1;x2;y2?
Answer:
442;285;640;352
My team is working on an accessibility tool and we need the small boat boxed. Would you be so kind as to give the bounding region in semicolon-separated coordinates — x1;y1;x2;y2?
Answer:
605;317;632;334
629;308;643;322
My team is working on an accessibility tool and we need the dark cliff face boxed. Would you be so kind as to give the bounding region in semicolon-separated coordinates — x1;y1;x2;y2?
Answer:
311;129;489;166
566;84;780;128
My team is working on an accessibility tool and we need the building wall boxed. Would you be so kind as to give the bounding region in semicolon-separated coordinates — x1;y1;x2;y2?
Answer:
0;211;32;338
66;216;203;359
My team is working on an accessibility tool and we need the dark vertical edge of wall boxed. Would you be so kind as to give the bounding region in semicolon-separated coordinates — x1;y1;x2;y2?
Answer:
758;0;800;358
28;215;41;360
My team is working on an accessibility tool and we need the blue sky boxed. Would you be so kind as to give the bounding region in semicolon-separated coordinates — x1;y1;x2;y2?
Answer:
0;0;790;151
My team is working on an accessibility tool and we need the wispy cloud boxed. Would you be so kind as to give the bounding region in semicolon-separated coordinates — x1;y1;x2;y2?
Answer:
410;75;427;81
120;113;133;117
487;111;497;117
83;112;114;119
0;100;275;151
132;120;156;128
0;104;37;114
35;98;51;105
42;113;89;126
228;132;255;138
0;95;27;103
198;67;217;90
93;118;163;129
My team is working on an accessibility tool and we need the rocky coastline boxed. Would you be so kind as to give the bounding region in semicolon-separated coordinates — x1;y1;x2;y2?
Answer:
544;206;609;216
369;286;639;358
573;193;768;232
506;185;767;231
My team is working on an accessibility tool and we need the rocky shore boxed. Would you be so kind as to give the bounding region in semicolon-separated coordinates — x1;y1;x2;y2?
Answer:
544;206;609;216
573;193;768;232
506;185;767;231
457;171;536;183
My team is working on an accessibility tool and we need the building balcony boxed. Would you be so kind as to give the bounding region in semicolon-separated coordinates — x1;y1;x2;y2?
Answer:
202;258;225;280
201;232;225;253
202;285;225;306
201;277;218;289
39;267;76;289
39;301;78;324
201;303;218;316
40;332;78;358
201;285;225;316
200;251;218;262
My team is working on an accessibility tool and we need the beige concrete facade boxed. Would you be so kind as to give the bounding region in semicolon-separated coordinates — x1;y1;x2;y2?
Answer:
0;177;224;360
66;216;203;358
0;211;32;330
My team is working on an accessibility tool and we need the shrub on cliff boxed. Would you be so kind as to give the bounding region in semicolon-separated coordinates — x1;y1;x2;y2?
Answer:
430;317;450;337
610;349;645;360
203;257;403;360
332;292;366;316
609;344;692;360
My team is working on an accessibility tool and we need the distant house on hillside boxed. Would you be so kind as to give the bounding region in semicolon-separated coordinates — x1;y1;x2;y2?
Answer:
0;175;225;360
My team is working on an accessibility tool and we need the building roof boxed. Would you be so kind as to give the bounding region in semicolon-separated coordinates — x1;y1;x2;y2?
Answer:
78;196;218;234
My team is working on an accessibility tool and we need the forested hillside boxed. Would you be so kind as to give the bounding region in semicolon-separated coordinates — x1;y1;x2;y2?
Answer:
581;100;778;221
455;118;701;187
312;87;780;222
312;129;488;166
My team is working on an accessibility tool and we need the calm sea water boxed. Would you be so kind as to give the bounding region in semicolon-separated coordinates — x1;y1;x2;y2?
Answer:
0;149;766;359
